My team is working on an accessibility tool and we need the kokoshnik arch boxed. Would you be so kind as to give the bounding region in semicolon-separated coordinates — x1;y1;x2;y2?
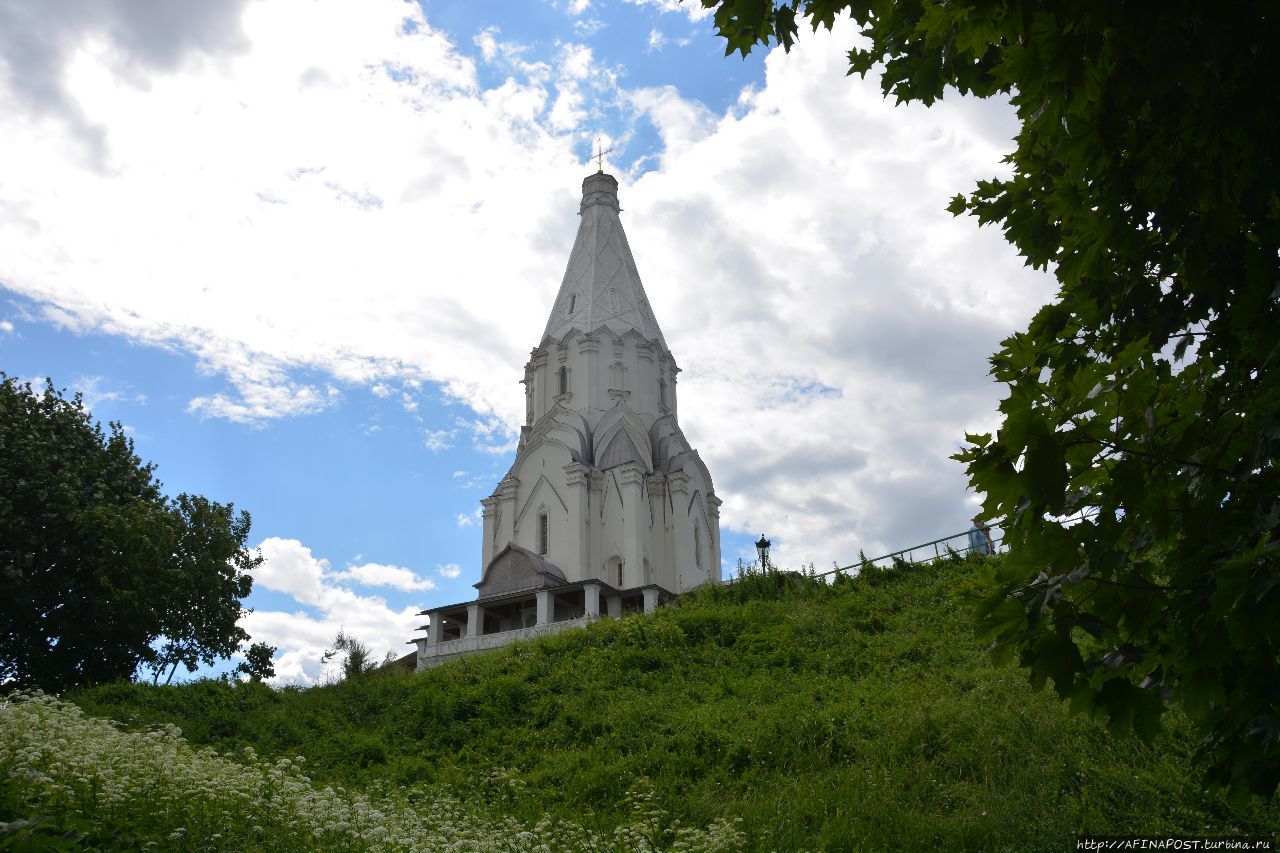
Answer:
414;171;722;669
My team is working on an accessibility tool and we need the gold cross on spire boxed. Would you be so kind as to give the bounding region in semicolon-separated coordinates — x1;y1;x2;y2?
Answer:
592;138;614;173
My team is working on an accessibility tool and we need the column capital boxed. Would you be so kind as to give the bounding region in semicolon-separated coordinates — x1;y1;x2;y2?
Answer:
617;462;646;487
564;461;591;487
497;477;519;500
667;470;691;495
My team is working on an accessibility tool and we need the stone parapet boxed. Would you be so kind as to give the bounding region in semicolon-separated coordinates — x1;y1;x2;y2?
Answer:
416;615;595;669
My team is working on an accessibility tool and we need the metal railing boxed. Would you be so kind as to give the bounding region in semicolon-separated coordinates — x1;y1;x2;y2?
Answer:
812;507;1098;580
728;509;1098;583
812;524;1004;580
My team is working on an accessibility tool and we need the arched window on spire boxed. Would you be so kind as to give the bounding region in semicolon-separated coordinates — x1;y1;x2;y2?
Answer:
568;292;577;314
538;512;549;556
558;366;568;396
694;525;703;569
609;289;620;312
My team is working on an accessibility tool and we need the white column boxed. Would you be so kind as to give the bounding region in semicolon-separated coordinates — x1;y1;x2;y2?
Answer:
427;613;442;644
642;587;659;614
466;603;483;638
536;589;551;625
606;595;621;618
564;462;590;581
618;463;646;589
668;470;691;591
584;582;601;617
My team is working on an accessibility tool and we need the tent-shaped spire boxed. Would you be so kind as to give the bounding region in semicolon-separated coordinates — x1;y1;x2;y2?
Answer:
542;173;667;348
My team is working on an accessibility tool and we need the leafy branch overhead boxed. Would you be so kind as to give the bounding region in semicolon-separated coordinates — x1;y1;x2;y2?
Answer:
699;0;1280;795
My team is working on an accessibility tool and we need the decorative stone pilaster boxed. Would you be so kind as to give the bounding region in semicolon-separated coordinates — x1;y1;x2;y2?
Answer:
564;462;591;581
617;463;646;588
480;495;500;570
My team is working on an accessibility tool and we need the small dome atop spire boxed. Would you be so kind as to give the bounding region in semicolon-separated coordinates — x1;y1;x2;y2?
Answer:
580;172;620;214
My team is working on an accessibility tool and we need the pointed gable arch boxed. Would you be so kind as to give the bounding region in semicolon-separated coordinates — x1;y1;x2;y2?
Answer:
514;474;568;531
524;403;593;464
686;489;714;542
593;400;653;472
598;429;646;470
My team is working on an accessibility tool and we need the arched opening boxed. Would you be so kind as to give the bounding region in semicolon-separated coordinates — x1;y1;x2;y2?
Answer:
606;555;623;588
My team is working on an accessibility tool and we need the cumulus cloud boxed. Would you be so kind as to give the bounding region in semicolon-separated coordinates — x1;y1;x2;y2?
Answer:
436;563;463;578
0;0;580;438
335;561;436;592
247;537;426;683
616;19;1054;563
0;320;13;333
0;5;1055;576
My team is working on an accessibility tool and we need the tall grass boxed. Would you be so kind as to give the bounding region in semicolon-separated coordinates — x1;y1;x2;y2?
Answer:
0;691;744;850
58;554;1280;850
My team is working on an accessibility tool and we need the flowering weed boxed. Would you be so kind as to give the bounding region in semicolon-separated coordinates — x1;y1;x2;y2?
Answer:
1;692;744;851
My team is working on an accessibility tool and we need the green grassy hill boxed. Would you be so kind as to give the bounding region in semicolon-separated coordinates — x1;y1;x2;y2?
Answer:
62;555;1278;849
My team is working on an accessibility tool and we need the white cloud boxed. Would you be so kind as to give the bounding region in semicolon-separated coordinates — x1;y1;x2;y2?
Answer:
424;429;454;452
247;537;425;684
647;29;666;51
0;0;578;433
0;6;1055;574
455;507;482;527
0;320;13;333
567;0;592;15
614;19;1054;562
626;0;713;22
336;561;436;592
436;562;463;578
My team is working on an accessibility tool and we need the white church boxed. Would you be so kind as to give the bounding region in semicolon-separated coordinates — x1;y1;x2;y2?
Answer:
414;170;721;669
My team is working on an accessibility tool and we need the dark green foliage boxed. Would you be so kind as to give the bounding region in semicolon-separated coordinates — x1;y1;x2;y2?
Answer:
0;374;260;690
235;641;277;683
71;556;1277;849
697;0;1280;796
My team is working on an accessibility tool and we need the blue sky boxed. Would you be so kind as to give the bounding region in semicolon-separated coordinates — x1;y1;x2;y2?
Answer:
0;0;1054;682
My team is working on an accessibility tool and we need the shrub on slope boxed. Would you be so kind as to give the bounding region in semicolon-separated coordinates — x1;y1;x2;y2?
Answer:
71;556;1277;850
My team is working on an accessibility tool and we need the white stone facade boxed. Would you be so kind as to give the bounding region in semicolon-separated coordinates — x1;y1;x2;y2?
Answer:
415;172;720;669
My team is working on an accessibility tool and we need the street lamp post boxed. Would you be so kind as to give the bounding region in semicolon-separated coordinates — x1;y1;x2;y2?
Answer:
755;534;771;573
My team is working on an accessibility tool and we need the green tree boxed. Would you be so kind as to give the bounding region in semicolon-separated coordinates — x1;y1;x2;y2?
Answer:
0;375;262;690
322;629;374;681
700;1;1280;794
234;641;277;683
